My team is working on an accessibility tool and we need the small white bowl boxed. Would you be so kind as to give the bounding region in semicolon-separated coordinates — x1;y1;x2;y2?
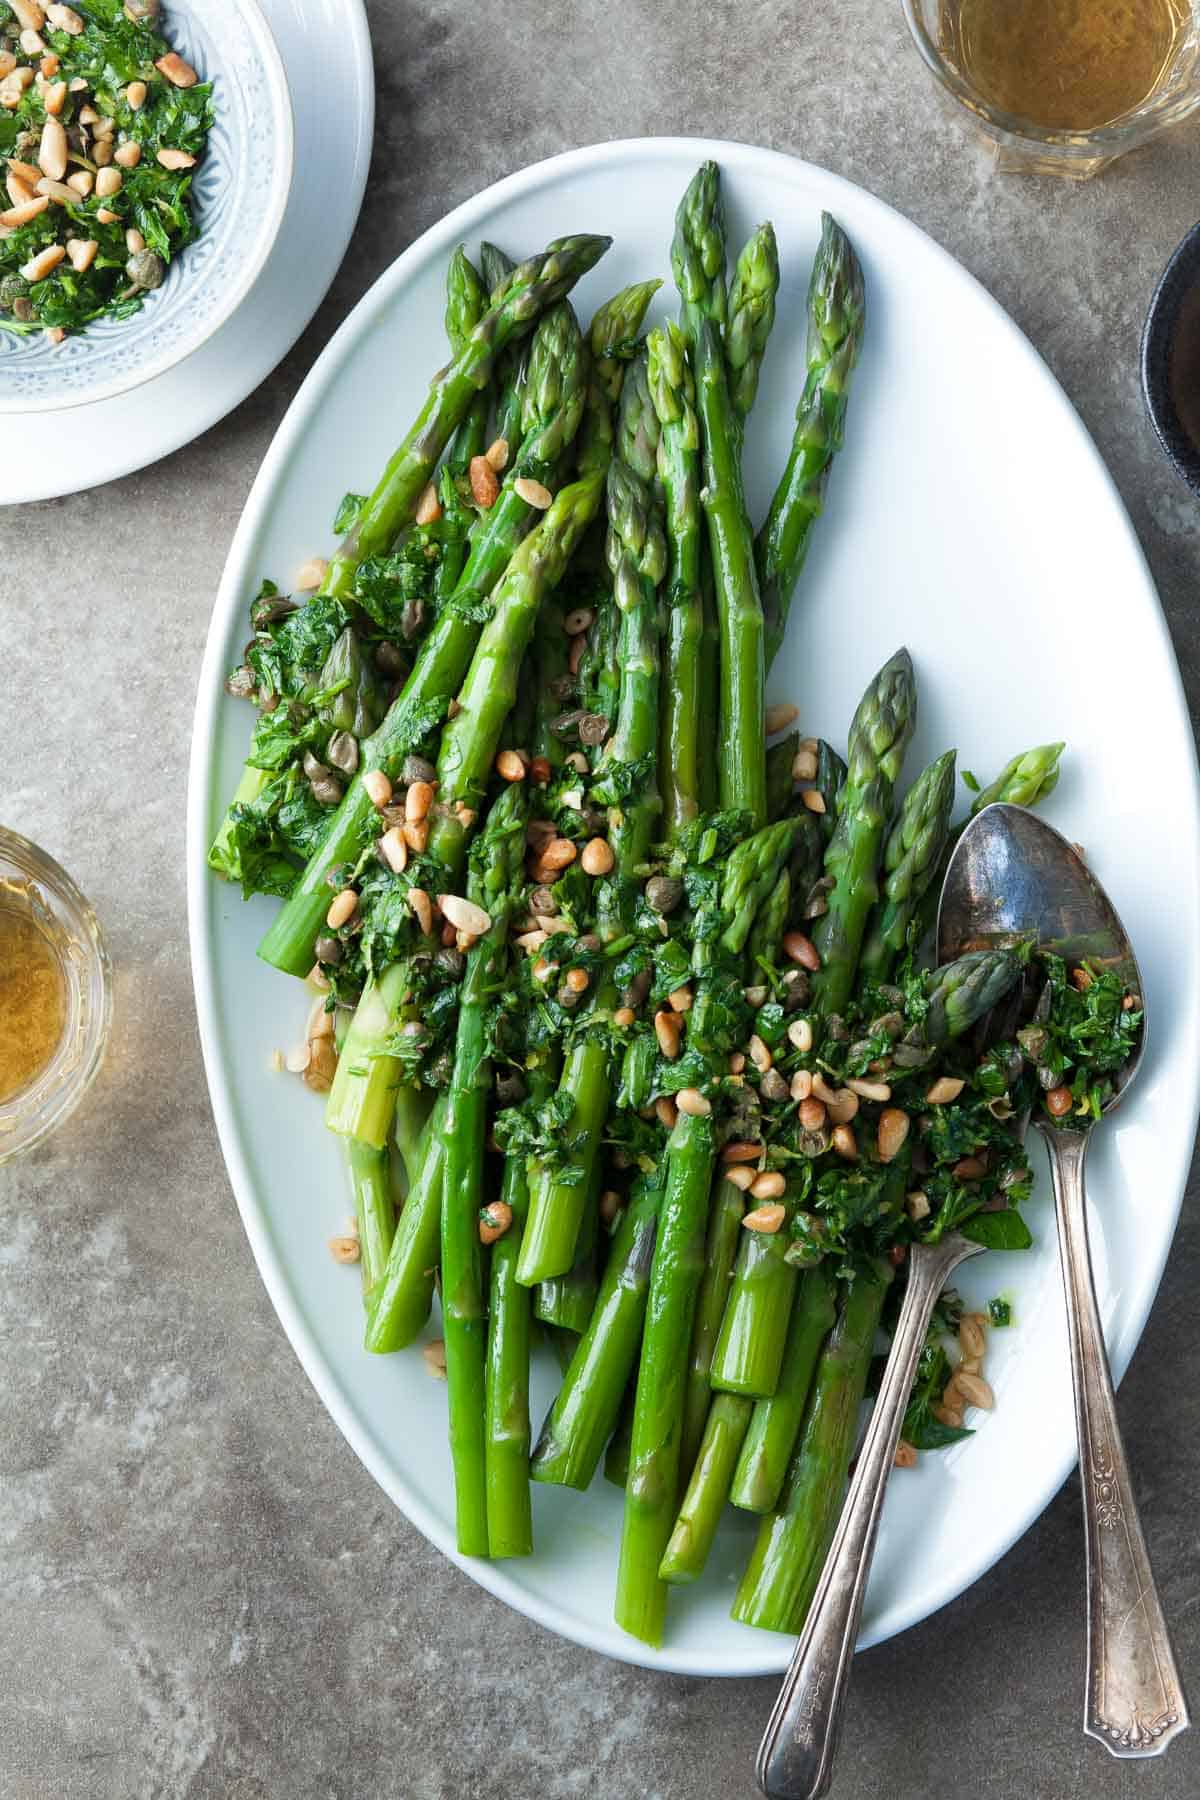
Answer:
0;0;293;414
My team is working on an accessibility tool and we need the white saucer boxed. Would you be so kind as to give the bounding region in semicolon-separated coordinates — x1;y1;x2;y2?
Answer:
1;0;373;506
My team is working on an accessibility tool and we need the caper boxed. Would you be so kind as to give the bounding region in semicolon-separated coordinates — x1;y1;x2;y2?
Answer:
224;665;256;700
781;968;811;1011
868;1011;905;1041
577;713;609;747
124;0;160;17
644;875;682;916
302;750;329;782
401;754;437;785
797;1125;831;1159
622;967;652;1008
0;273;28;312
311;775;344;806
494;1069;526;1107
400;597;425;640
314;935;342;965
435;947;465;980
428;1052;453;1087
326;730;359;775
550;709;585;739
759;1068;789;1103
258;689;279;712
375;641;406;676
825;1013;850;1042
125;249;166;292
530;886;557;916
251;593;299;629
1037;1063;1059;1091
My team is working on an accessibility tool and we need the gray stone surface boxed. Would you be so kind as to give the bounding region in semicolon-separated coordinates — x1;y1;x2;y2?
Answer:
3;1;1200;1794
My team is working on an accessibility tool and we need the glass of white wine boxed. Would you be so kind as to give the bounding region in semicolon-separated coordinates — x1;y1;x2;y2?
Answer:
904;0;1200;177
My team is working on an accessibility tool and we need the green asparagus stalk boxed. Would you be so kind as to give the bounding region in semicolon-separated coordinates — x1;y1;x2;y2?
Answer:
485;1147;535;1558
531;1169;664;1490
810;648;917;1015
766;729;799;823
615;1111;716;1646
589;280;663;404
748;867;791;973
393;1081;435;1183
534;1163;600;1333
697;551;720;814
515;993;614;1286
709;1178;802;1399
726;222;779;429
673;163;768;826
731;1258;894;1633
324;961;412;1147
894;947;1025;1069
680;1173;745;1479
363;1092;448;1352
858;749;957;984
604;1384;635;1488
318;235;610;603
648;320;705;839
440;785;528;1556
757;214;866;672
969;741;1066;814
345;1140;397;1308
444;247;490;474
730;1263;838;1513
659;1393;752;1583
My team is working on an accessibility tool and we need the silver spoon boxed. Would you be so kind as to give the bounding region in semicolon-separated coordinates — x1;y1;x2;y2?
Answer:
937;802;1189;1760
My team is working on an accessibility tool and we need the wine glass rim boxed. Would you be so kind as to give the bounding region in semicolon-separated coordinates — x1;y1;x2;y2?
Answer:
900;0;1200;151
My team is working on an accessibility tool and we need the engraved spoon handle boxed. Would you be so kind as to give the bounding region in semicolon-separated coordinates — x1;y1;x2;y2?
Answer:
756;1234;981;1800
1043;1127;1189;1758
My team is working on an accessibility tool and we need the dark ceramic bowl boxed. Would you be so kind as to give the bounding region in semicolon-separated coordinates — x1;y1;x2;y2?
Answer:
1142;220;1200;496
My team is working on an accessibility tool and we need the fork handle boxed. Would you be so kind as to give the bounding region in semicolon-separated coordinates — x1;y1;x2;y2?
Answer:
756;1235;978;1800
1044;1128;1189;1758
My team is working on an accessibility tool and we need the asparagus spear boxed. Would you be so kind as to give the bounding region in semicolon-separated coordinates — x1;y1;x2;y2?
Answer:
757;214;866;673
317;235;610;603
530;1169;664;1490
765;729;799;824
697;551;720;814
648;320;705;839
726;222;780;430
515;994;613;1286
709;1175;803;1399
615;1110;716;1646
479;241;515;298
732;1258;894;1633
256;308;595;978
604;1384;635;1489
534;1164;600;1334
485;1144;535;1558
363;1092;448;1352
810;648;917;1015
345;1141;397;1309
673;162;768;826
659;1392;752;1583
680;1173;745;1479
730;1262;838;1513
589;279;663;404
444;246;490;475
858;748;957;984
893;947;1025;1068
969;741;1065;814
440;785;528;1556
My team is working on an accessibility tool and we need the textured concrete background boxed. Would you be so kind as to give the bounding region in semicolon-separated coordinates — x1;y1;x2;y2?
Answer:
4;1;1200;1795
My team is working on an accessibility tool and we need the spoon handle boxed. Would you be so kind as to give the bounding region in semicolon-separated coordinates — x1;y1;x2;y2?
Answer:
756;1234;980;1800
1044;1128;1190;1759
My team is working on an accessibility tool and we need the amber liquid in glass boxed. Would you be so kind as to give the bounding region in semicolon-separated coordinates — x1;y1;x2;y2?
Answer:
0;905;66;1103
942;0;1188;130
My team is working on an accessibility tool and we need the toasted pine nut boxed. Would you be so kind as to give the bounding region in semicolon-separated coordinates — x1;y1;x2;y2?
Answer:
905;1189;931;1221
563;606;595;635
92;138;113;166
38;115;67;180
580;836;614;876
155;50;198;85
790;1069;813;1102
65;235;97;272
469;454;499;508
46;1;83;28
721;1141;762;1164
959;1316;986;1359
156;147;196;171
667;985;693;1013
326;888;357;929
655;1095;678;1130
564;967;589;994
114;138;141;168
847;1077;891;1102
96;206;119;223
479;1201;513;1245
954;1370;994;1411
363;769;393;808
407;888;433;936
2;195;49;226
422;1339;448;1379
514;476;552;509
19;25;45;50
792;747;818;781
932;1402;964;1429
612;1006;636;1028
513;929;548;952
801;789;827;814
831;1124;857;1160
877;1108;910;1163
290;557;325;592
894;1439;918;1469
21;241;65;281
378;827;408;874
43;325;65;345
126;79;147;109
654;1010;682;1059
748;1034;772;1072
42;77;66;115
797;1097;827;1131
495;748;526;782
10;0;45;28
676;1087;711;1117
438;893;491;937
565;751;589;775
411;479;442;525
36;175;75;202
540;837;577;871
94;165;122;196
783;930;820;970
1045;1086;1073;1118
285;1042;311;1073
327;1234;361;1263
728;1051;746;1074
926;1076;965;1105
405;779;434;822
744;1202;786;1233
403;819;429;854
66;169;93;195
0;67;35;107
787;1017;814;1052
750;1169;786;1200
725;1166;755;1192
0;51;12;78
953;1155;987;1180
600;1189;623;1226
821;1087;857;1125
764;702;799;735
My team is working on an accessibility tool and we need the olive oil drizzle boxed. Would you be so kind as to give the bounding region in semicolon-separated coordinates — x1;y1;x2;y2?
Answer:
0;906;66;1104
